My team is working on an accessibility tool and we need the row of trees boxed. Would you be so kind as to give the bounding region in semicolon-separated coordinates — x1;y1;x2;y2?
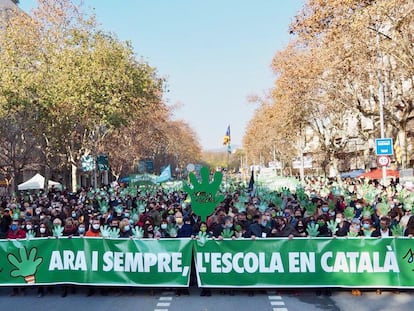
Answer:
0;0;201;191
243;0;414;177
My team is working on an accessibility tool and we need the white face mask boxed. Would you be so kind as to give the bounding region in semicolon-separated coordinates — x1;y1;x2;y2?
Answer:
26;225;32;230
335;218;342;224
124;225;130;231
161;223;168;230
92;224;100;230
39;227;46;234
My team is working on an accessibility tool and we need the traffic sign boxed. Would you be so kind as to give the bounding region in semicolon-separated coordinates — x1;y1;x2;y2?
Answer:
377;155;390;167
375;138;393;155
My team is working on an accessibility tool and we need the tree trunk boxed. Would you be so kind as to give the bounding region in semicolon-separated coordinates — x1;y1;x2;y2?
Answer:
71;162;77;192
400;130;408;169
328;152;340;180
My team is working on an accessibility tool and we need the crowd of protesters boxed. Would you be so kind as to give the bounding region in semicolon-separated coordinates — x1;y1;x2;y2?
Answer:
0;175;414;297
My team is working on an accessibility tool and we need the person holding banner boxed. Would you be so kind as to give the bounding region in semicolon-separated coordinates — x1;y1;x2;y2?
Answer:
119;217;133;238
371;216;392;238
85;218;102;237
36;221;52;237
7;219;27;297
245;214;273;238
274;216;301;238
212;215;235;239
63;217;79;237
7;219;26;239
333;212;350;237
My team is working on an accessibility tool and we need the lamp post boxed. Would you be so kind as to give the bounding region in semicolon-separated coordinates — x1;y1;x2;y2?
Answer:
92;124;108;189
93;131;97;190
375;17;387;185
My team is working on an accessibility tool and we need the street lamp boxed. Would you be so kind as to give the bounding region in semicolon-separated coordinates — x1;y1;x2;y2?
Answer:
92;124;108;189
375;17;387;185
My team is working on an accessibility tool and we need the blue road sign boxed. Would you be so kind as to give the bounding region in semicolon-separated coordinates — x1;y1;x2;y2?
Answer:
375;138;393;155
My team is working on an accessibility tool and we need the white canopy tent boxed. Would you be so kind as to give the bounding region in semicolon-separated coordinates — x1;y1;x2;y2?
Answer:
17;173;62;191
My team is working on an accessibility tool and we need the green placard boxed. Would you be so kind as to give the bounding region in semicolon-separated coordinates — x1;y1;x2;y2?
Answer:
0;238;192;287
97;155;109;171
194;238;414;288
81;155;94;172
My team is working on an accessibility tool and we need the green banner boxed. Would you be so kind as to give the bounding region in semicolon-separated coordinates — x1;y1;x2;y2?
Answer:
194;238;414;289
129;173;157;185
2;237;414;288
0;238;192;287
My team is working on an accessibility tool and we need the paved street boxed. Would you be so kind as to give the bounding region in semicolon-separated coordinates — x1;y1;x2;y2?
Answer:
0;286;412;311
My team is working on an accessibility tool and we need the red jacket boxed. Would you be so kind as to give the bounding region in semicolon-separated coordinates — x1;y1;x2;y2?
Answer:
7;229;27;239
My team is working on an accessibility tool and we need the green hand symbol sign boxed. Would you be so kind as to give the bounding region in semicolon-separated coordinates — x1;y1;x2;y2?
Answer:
183;167;224;222
197;231;208;247
306;223;320;237
7;247;43;284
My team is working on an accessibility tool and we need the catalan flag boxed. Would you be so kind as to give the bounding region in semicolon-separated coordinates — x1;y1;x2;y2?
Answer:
223;125;231;154
394;135;402;164
223;125;231;145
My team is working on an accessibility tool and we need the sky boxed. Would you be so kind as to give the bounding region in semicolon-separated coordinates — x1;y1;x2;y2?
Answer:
19;0;305;151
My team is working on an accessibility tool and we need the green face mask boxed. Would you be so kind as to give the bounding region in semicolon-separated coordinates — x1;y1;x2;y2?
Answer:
317;221;325;227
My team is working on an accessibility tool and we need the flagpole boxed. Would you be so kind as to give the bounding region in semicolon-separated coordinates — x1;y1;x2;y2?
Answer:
223;125;231;182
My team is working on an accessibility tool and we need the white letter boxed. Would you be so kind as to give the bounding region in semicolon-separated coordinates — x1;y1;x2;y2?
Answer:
91;251;98;271
124;252;143;272
196;253;206;273
171;253;182;273
113;252;124;272
74;251;87;271
259;252;270;273
321;252;333;272
346;252;359;273
233;253;244;273
357;252;373;272
301;252;315;273
143;253;157;272
63;250;75;270
269;252;284;273
384;250;400;273
244;252;259;273
333;252;349;272
103;251;113;272
211;253;222;273
49;251;63;270
222;253;233;273
157;253;171;272
289;252;300;273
